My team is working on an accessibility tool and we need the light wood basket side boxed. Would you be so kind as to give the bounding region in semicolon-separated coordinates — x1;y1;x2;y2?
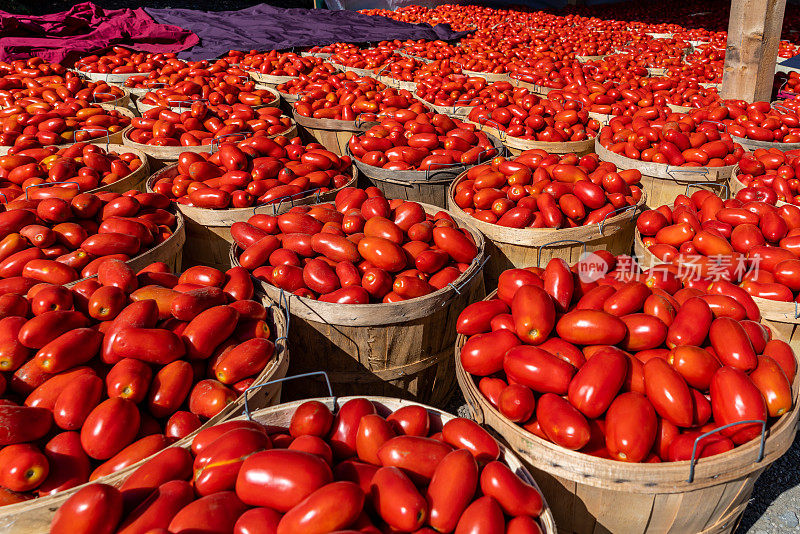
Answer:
455;288;800;533
731;135;800;153
229;202;487;405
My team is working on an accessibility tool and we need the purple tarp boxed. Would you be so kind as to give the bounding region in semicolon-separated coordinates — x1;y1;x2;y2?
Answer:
0;2;198;64
145;4;469;60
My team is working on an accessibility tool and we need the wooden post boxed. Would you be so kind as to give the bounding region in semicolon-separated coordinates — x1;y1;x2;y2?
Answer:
721;0;788;102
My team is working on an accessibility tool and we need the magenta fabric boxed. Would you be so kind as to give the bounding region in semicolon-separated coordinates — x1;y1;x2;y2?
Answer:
0;2;198;65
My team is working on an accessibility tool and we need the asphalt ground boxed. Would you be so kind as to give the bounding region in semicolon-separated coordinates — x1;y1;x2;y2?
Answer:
738;431;800;533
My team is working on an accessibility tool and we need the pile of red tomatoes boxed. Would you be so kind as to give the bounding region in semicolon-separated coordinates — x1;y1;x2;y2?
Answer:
348;111;498;170
233;187;480;303
458;258;794;462
127;104;293;147
0;261;279;503
637;189;800;303
599;113;742;166
452;150;643;228
0;143;145;197
51;398;546;533
149;138;354;209
467;93;600;142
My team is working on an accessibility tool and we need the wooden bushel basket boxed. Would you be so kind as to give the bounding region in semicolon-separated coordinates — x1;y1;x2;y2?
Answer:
122;121;298;164
275;88;301;104
0;299;289;534
271;89;301;115
300;51;332;59
727;165;783;203
247;71;298;87
595;138;735;208
576;54;610;62
230;203;487;407
101;89;131;111
146;164;358;271
635;228;800;354
667;103;696;113
588;111;614;126
455;289;800;534
688;40;710;49
348;135;503;209
0;108;136;157
646;67;670;77
422;100;475;118
749;299;800;357
327;62;374;78
355;165;459;209
467;119;595;156
645;32;674;38
447;171;646;285
632;226;658;268
396;51;434;64
375;74;417;92
0;393;555;534
728;167;747;198
125;85;150;99
460;69;511;83
292;111;376;156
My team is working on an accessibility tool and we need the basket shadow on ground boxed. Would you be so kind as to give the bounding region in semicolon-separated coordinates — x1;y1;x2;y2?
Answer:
738;429;800;532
